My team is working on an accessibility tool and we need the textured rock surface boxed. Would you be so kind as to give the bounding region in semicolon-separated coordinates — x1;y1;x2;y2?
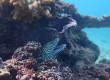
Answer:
0;0;110;80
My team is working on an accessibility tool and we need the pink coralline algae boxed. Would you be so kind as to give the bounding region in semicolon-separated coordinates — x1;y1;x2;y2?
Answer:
0;42;73;80
0;58;73;80
0;41;109;80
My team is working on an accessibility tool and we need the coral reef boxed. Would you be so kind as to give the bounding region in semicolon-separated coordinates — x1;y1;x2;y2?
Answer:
0;0;60;23
0;0;110;80
12;41;41;60
0;50;73;80
54;1;110;30
72;65;109;80
71;12;110;30
0;43;109;80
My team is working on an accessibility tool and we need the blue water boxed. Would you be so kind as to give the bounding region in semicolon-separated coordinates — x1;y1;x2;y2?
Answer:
64;0;110;61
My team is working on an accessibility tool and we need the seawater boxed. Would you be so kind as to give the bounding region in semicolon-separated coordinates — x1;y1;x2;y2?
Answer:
83;28;110;62
64;0;110;61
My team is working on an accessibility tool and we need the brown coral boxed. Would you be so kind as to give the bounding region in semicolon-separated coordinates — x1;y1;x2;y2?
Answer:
0;0;58;23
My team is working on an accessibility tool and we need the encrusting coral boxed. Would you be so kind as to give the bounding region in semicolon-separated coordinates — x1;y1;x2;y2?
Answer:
12;41;41;60
0;45;73;80
0;0;59;23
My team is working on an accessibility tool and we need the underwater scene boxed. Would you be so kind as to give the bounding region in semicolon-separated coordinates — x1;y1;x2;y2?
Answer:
0;0;110;80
